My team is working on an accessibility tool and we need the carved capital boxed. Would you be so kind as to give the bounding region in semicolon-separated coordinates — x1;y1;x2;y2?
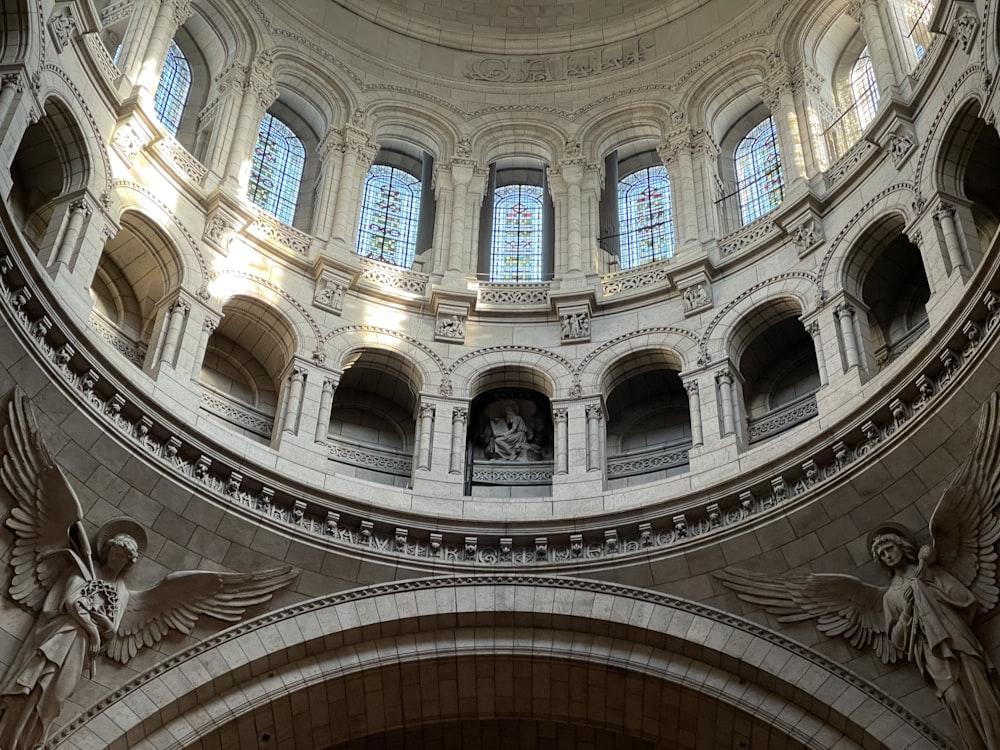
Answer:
452;406;468;424
834;302;855;320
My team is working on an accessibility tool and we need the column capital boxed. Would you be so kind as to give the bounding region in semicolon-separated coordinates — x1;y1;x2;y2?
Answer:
834;302;855;320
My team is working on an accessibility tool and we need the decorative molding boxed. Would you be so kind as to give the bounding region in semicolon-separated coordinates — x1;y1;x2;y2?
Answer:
465;36;654;84
825;139;880;185
327;438;412;476
87;312;147;367
601;260;671;297
477;282;549;307
359;259;429;297
747;394;819;443
152;135;208;184
199;390;274;437
247;212;312;256
607;443;691;478
719;218;781;256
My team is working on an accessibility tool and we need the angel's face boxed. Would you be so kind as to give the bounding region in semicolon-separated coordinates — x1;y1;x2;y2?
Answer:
875;540;903;568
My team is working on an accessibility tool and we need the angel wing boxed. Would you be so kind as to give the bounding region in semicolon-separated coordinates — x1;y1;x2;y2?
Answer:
105;565;298;664
714;568;901;664
926;392;1000;614
0;388;94;610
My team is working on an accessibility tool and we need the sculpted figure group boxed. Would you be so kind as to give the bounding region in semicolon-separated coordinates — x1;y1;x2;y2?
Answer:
0;390;296;749
719;392;1000;750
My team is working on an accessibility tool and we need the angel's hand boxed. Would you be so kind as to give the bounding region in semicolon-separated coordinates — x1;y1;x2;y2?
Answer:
91;610;114;635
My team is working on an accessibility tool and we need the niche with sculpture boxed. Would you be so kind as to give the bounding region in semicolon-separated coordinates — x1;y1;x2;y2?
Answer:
466;389;553;496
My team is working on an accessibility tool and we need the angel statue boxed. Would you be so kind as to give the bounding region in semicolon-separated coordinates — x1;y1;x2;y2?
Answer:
716;392;1000;750
0;389;298;749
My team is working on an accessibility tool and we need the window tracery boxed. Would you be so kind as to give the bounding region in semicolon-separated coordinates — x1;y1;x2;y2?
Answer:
850;47;880;132
152;40;191;137
734;117;784;225
356;164;422;268
247;112;305;225
491;183;545;282
617;165;674;268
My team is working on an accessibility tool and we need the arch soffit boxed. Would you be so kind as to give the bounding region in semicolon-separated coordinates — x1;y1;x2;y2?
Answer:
682;52;769;143
725;295;809;368
208;272;318;354
577;105;673;162
471;120;565;166
578;328;700;395
793;0;857;76
449;348;572;400
192;0;269;68
32;88;107;198
920;88;989;199
112;210;186;293
837;209;910;300
366;102;461;161
48;577;936;750
182;3;240;74
270;50;354;133
817;185;915;294
321;325;444;391
701;275;817;363
0;0;41;68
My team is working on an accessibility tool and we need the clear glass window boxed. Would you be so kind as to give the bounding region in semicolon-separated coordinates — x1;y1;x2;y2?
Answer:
904;0;934;61
356;164;422;268
491;184;544;282
153;40;191;137
735;117;784;225
617;165;674;268
247;112;305;225
851;47;880;131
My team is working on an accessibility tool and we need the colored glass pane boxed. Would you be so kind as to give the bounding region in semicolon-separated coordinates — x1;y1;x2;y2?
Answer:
491;184;544;282
617;165;674;269
735;117;784;225
247;112;305;225
356;164;422;268
153;41;192;137
851;47;880;130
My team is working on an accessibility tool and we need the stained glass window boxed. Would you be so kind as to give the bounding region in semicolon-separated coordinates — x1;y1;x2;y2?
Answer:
153;41;191;137
618;165;674;269
491;184;544;282
735;117;784;226
904;0;934;61
247;112;305;225
851;47;880;131
356;164;421;268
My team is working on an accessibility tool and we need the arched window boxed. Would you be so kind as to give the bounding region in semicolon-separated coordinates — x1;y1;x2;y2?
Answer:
153;40;192;137
851;47;880;131
247;112;305;225
356;164;422;268
735;117;784;225
617;164;674;268
903;0;934;61
491;183;545;282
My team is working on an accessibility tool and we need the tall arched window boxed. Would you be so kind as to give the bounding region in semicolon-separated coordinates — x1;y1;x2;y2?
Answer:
153;40;192;137
618;165;674;268
904;0;934;61
248;112;305;225
491;183;545;282
735;117;784;225
851;47;880;131
356;164;422;268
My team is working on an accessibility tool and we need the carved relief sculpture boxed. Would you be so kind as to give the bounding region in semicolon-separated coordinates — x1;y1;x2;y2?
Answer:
0;389;297;749
717;392;1000;750
479;401;542;462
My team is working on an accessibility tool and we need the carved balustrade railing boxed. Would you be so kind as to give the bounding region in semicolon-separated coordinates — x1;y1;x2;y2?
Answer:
876;319;930;369
476;281;550;307
747;392;819;444
199;388;275;438
87;310;147;367
601;258;672;297
471;461;554;485
326;436;413;478
606;439;691;479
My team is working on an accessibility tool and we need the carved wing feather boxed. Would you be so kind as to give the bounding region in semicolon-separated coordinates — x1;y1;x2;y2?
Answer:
929;393;1000;613
715;568;900;663
106;565;297;664
0;390;92;610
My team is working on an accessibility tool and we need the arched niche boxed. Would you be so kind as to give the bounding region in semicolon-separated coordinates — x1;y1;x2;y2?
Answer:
729;299;820;444
8;98;90;247
49;578;939;750
89;212;183;368
327;348;421;487
603;349;691;488
843;215;930;369
467;384;553;497
198;296;297;442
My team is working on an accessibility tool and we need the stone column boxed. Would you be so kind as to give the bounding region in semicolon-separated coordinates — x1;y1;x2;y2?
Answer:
805;320;829;386
584;403;603;472
849;0;898;93
314;375;339;443
551;157;585;275
197;65;246;178
416;403;436;471
835;302;861;370
553;407;569;475
136;0;192;92
330;117;376;247
115;0;159;83
716;369;736;437
684;380;703;447
281;366;307;435
190;315;219;380
764;61;807;187
312;128;345;238
933;202;967;273
659;135;698;250
432;166;454;275
0;72;24;126
449;406;468;474
156;298;190;369
223;54;278;190
52;199;92;268
446;160;475;274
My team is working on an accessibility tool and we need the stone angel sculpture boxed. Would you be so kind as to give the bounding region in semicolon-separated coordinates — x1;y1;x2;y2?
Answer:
0;389;298;749
716;392;1000;750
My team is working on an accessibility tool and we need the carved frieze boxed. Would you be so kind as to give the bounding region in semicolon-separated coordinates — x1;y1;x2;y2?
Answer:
465;36;653;83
